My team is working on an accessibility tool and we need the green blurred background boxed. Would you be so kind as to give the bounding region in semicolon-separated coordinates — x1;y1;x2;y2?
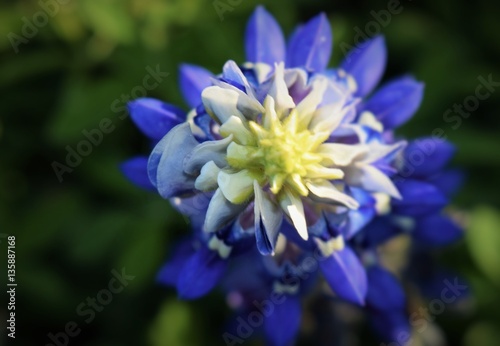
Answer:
1;0;499;345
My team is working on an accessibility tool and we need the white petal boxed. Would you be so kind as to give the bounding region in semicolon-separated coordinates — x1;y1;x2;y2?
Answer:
343;164;402;199
295;77;328;128
309;102;344;133
279;189;308;240
309;97;360;133
273;281;300;295
268;62;295;115
284;68;308;92
186;108;206;138
225;142;256;169
321;78;346;104
346;73;358;93
318;143;368;167
332;123;369;143
202;86;245;124
305;164;344;180
373;192;391;215
254;181;282;232
195;161;221;191
204;188;247;233
242;62;273;84
363;141;406;164
217;169;255;204
219;116;254;145
183;135;233;175
211;79;265;120
358;111;383;132
314;235;345;257
262;95;279;130
305;180;360;209
254;181;283;255
208;236;232;259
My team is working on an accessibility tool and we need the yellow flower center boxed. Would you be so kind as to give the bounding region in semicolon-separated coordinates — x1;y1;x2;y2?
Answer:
225;101;343;197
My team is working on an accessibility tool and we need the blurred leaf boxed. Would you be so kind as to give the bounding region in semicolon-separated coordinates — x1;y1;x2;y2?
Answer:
466;206;500;286
463;322;500;346
466;274;498;311
81;153;150;199
149;300;200;346
46;77;122;144
0;49;66;88
0;6;21;51
18;191;82;253
68;212;130;264
79;0;135;45
52;9;87;43
114;204;169;292
20;267;76;315
451;129;500;166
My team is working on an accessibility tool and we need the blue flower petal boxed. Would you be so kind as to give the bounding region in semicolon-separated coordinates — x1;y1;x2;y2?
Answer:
403;137;455;177
245;6;286;65
128;98;186;140
392;180;448;217
170;192;212;218
320;246;367;305
309;214;330;238
358;216;401;249
428;169;465;198
366;265;406;311
194;109;216;140
157;239;194;287
344;205;376;239
280;220;315;251
287;13;332;72
222;60;251;93
264;295;301;346
342;187;376;239
177;246;227;299
224;222;255;257
179;64;213;109
369;309;411;345
417;269;470;302
341;35;387;97
120;156;155;190
170;192;213;231
363;76;424;129
148;123;198;197
414;213;463;246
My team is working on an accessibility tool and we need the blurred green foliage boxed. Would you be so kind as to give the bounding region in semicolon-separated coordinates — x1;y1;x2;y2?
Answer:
0;0;499;345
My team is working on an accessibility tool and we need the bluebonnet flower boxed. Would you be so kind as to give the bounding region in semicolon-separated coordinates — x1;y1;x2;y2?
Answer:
350;137;466;343
330;130;465;343
120;6;464;346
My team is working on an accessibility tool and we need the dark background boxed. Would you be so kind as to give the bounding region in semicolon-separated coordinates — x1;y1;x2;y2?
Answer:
1;0;500;345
